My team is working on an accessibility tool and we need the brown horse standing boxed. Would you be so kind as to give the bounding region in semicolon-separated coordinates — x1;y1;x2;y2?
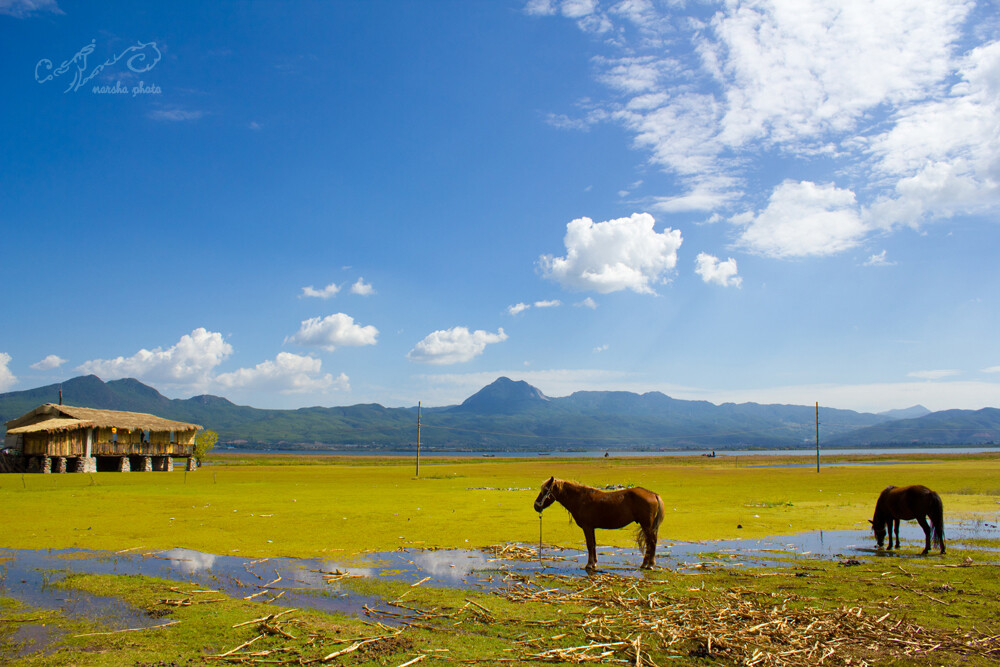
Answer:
869;485;945;555
533;477;665;571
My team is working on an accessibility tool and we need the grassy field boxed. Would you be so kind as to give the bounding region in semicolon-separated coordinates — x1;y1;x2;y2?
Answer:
2;452;999;558
1;452;999;665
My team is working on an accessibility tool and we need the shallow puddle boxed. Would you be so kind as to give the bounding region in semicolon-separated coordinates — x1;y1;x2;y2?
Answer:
1;518;997;657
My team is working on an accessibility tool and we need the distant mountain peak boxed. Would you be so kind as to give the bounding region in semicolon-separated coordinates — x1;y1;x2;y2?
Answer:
878;405;932;420
454;377;549;414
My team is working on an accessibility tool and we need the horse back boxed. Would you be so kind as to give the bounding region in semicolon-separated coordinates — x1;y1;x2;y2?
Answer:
878;484;938;520
575;486;661;530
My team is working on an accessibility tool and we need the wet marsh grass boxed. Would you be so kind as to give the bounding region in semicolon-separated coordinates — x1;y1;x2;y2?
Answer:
2;453;1000;664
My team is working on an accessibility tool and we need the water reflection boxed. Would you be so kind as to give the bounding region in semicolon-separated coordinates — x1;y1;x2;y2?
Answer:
1;518;997;658
159;547;217;574
411;550;489;579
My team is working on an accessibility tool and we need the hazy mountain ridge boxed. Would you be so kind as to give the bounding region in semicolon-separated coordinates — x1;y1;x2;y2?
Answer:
2;375;997;450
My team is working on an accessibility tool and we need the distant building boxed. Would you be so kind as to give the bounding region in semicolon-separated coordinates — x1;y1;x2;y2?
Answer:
4;403;202;473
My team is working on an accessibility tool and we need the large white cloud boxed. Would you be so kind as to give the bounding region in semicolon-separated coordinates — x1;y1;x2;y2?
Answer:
77;328;233;387
735;181;867;258
695;253;742;288
540;213;682;294
285;314;378;352
0;353;16;391
707;0;968;147
531;0;993;248
866;40;1000;227
407;327;508;365
215;352;346;394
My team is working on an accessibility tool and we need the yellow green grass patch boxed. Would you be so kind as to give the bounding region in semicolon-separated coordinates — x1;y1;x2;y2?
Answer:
1;453;998;560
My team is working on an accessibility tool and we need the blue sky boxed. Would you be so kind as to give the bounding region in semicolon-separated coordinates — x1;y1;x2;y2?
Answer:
2;0;999;413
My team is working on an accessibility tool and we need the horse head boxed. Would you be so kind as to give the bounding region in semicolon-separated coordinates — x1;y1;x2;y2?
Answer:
869;518;886;548
533;476;558;513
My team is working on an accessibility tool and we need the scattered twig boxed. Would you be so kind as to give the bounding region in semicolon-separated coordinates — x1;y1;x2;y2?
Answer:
73;621;179;638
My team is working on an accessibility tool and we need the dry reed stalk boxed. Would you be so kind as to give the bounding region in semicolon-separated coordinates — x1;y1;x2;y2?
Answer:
490;569;997;665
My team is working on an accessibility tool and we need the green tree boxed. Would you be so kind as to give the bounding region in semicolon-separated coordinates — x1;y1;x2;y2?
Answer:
193;429;218;465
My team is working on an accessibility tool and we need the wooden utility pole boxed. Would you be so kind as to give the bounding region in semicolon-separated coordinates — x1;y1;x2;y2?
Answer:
815;402;820;473
416;401;422;477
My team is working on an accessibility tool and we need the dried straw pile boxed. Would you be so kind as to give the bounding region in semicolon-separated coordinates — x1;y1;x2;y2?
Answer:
495;570;997;665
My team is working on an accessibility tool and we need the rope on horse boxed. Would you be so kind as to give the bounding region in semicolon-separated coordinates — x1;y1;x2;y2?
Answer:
538;511;543;564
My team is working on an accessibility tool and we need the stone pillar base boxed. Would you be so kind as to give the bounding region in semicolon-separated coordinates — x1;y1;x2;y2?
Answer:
152;456;172;472
186;457;198;471
118;456;131;472
73;457;97;473
54;457;67;473
140;456;153;472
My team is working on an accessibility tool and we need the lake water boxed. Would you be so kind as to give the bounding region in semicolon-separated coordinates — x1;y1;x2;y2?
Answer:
218;446;999;458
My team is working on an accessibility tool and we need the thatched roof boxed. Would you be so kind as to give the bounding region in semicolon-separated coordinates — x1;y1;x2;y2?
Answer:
5;404;202;435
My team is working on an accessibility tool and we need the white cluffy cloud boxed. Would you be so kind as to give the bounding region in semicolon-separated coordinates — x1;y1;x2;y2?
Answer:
540;213;682;294
507;302;531;316
350;277;375;296
695;253;742;288
30;354;66;370
864;250;896;267
75;329;347;398
734;181;867;258
507;299;562;315
301;283;341;299
286;314;378;352
215;352;347;394
0;352;16;391
77;328;233;388
407;327;508;365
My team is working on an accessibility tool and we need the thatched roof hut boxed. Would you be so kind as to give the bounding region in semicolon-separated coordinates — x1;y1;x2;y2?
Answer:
5;404;202;472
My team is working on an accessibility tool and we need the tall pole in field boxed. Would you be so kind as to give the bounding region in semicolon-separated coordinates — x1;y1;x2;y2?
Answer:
416;401;422;477
815;402;820;473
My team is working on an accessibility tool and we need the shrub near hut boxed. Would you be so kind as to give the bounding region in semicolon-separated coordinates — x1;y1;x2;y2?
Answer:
193;429;218;467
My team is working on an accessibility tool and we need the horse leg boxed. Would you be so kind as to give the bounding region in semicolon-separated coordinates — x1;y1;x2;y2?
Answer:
582;526;597;572
640;525;657;569
916;516;932;555
892;519;901;551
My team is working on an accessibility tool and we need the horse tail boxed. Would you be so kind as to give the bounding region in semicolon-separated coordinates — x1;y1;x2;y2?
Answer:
635;493;665;552
653;493;665;531
930;491;945;550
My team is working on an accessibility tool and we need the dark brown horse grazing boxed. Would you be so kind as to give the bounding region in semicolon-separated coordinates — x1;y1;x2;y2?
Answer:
869;485;945;555
533;477;665;571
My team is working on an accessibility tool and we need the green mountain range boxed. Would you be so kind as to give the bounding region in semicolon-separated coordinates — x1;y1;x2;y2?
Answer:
2;375;997;451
